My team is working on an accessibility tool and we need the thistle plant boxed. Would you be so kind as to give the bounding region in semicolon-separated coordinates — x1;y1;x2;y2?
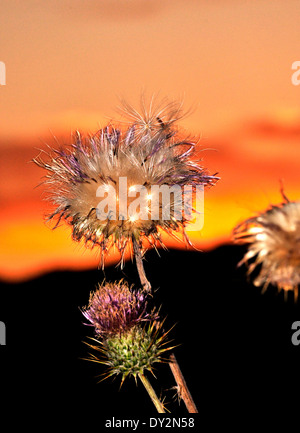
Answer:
34;96;218;413
82;281;173;413
233;191;300;302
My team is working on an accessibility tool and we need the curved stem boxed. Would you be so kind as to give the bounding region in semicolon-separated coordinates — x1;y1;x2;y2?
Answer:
138;373;166;413
132;244;199;413
132;235;151;292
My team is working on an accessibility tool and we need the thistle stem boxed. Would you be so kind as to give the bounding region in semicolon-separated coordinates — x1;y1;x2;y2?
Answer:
132;243;199;413
168;353;198;413
132;236;151;292
138;373;166;413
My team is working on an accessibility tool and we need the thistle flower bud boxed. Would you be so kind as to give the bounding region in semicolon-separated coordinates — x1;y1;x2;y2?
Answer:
82;280;158;337
233;198;300;301
87;322;172;382
82;281;172;382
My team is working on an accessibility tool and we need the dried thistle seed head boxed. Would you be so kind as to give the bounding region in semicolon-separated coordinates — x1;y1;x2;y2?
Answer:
86;321;173;382
34;98;218;265
233;199;300;301
82;280;158;337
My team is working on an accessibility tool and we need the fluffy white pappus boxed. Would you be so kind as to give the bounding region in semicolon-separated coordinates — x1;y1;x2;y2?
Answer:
34;98;218;266
233;199;300;301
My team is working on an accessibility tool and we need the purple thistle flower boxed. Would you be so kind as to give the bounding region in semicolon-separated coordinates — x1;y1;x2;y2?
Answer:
82;280;158;337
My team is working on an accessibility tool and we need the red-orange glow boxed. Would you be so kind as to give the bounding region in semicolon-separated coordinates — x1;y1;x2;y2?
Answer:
0;156;299;282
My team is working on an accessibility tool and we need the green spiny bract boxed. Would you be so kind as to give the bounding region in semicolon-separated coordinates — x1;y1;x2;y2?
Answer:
106;326;160;377
86;321;173;383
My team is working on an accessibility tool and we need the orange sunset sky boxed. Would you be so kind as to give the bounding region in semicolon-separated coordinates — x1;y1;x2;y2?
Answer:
0;0;300;282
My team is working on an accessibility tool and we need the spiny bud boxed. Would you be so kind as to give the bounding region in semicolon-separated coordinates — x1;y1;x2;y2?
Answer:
82;280;173;383
86;321;173;383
